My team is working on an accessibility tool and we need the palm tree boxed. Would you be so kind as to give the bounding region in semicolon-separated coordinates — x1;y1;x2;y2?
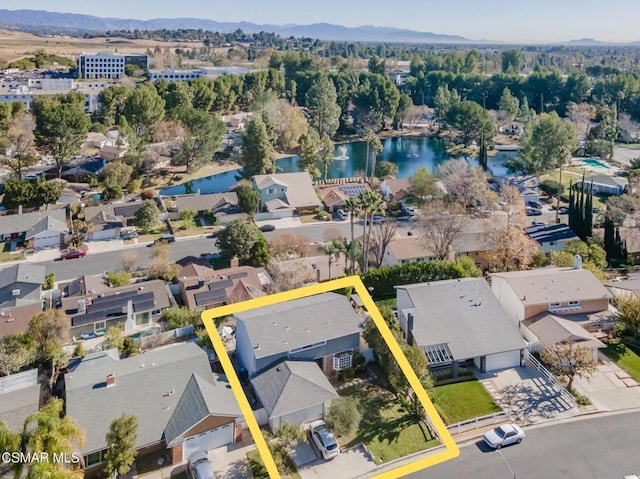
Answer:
344;197;362;274
359;190;386;274
369;135;383;182
363;128;375;179
321;241;340;280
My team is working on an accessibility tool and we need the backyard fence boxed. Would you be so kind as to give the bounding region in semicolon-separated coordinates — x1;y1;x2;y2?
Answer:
136;325;194;349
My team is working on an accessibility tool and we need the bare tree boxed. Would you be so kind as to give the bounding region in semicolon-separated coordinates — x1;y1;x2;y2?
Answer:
541;341;597;391
566;101;594;137
436;159;496;208
420;201;469;260
2;116;38;177
266;259;316;293
121;251;138;273
618;113;640;144
369;222;397;268
269;233;311;259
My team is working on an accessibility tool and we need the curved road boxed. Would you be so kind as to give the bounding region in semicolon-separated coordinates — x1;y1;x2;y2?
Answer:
409;411;640;479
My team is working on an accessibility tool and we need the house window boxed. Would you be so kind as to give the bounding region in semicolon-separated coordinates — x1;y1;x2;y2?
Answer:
95;320;106;333
267;188;275;194
549;241;557;246
568;300;580;306
289;341;327;355
549;302;561;308
85;450;104;466
333;351;353;371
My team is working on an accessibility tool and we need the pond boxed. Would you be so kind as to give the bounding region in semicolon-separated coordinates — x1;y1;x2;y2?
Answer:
160;136;512;196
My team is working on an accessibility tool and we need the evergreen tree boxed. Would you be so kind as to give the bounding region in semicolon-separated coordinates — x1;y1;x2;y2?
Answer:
478;131;488;171
568;174;594;242
239;115;276;179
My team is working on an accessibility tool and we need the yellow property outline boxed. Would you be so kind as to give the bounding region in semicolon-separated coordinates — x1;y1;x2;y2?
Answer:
201;276;459;479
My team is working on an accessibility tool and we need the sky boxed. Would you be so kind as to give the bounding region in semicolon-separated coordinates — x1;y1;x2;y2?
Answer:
3;0;640;44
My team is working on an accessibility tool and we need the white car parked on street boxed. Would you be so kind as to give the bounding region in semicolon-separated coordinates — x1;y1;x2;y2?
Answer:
483;423;525;449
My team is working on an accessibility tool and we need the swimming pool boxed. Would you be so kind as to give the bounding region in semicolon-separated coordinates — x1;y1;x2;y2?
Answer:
582;158;610;169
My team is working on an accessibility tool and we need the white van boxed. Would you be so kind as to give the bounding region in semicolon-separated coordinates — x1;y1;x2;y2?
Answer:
335;209;348;220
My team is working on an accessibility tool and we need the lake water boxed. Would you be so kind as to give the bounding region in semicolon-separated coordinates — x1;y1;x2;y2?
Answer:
160;137;511;196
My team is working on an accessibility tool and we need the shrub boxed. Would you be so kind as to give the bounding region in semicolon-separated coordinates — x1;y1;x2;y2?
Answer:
141;190;156;199
163;307;202;329
315;211;331;221
352;352;367;374
107;271;131;287
326;397;361;437
540;179;564;197
43;273;55;290
338;367;355;382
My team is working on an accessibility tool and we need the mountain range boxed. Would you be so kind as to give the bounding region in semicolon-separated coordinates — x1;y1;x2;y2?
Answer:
0;9;473;43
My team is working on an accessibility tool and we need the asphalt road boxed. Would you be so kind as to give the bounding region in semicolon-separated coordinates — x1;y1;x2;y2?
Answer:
409;411;640;479
44;221;419;281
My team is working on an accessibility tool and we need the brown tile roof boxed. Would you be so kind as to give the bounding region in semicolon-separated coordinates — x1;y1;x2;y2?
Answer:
387;237;435;260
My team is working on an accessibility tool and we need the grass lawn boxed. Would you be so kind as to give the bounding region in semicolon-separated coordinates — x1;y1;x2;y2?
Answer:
602;340;640;383
0;250;26;262
429;380;501;425
539;169;608;209
375;298;397;308
339;383;439;465
247;449;301;479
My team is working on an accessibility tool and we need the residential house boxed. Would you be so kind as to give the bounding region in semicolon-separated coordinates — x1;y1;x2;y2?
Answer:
0;208;68;249
316;182;369;213
235;292;364;376
59;276;172;337
174;192;248;225
525;223;578;253
85;132;114;150
65;343;243;470
82;205;125;241
383;236;437;266
99;145;128;161
253;172;321;219
518;186;540;205
396;279;527;376
251;360;338;431
576;175;628;196
0;369;41;431
0;263;44;310
0;303;43;339
616;227;640;264
605;278;640;298
83;202;146;228
524;312;605;361
490;263;612;325
379;175;411;202
176;260;271;311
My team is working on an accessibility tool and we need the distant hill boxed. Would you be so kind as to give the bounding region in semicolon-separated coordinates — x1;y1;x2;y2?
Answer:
0;9;472;43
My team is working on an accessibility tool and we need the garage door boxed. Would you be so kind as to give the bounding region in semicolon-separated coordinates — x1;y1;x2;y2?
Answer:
89;229;116;241
484;350;521;372
182;422;234;461
34;232;60;249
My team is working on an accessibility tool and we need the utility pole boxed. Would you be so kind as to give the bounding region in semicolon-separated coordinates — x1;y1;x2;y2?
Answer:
496;449;517;479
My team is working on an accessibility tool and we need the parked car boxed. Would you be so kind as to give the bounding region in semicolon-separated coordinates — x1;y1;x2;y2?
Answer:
401;205;416;217
365;215;386;225
309;420;340;460
530;221;545;227
483;424;525;449
120;229;138;240
187;451;215;479
335;209;348;220
527;200;544;209
526;207;543;216
558;207;569;214
153;234;175;245
60;250;87;260
259;224;276;232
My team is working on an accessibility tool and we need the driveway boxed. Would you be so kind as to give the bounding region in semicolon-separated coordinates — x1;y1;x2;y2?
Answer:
477;366;579;425
208;436;255;479
293;441;376;479
573;352;640;412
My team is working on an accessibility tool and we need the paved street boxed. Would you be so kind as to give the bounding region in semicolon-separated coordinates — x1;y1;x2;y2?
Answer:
408;411;640;479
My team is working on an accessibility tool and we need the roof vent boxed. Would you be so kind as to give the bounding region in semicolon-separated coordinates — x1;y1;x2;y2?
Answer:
11;289;20;296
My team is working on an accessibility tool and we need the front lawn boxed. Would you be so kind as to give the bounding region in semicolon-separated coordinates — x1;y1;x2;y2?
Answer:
603;340;640;382
339;383;439;465
247;449;300;479
429;380;501;425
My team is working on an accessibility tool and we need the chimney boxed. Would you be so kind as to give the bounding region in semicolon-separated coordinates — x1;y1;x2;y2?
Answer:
198;277;205;288
106;374;116;388
573;254;582;269
77;299;86;313
230;256;239;268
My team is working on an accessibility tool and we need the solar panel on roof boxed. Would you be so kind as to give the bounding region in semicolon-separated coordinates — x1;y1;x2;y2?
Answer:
339;184;365;197
195;290;227;307
66;281;81;296
133;299;155;312
228;272;248;280
209;279;233;291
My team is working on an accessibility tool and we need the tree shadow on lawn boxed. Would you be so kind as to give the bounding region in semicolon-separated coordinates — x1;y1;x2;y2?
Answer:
603;340;628;361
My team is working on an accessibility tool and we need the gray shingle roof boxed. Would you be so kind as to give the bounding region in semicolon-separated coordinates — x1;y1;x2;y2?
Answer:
235;293;363;360
0;263;45;290
251;360;338;418
0;208;67;236
164;373;241;447
397;278;526;360
253;172;321;210
0;369;40;431
65;343;219;454
25;215;68;238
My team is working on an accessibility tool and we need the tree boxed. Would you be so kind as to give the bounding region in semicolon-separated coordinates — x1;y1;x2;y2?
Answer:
0;333;35;377
179;209;197;230
420;201;469;260
97;85;131;126
28;309;69;366
482;206;540;271
18;398;85;479
216;219;268;266
344;196;362;275
239;115;276;179
102;160;133;188
321;241;340;281
326;398;361;437
359;190;386;274
365;133;382;182
408;168;438;205
297;127;321;179
508;112;578;176
133;199;161;233
121;251;138;273
501;49;524;73
369;222;397;268
434;85;460;130
541;341;597;391
237;184;260;216
122;83;165;137
1;119;38;177
305;73;341;138
269;233;311;259
563;239;607;270
319;133;335;181
614;294;640;339
568;177;594;242
104;326;125;354
163;81;194;114
497;87;519;127
163;307;202;329
32;94;90;178
103;413;138;478
446;100;494;146
175;108;225;172
266;259;315;293
375;161;398;178
436;159;496;208
107;271;132;287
